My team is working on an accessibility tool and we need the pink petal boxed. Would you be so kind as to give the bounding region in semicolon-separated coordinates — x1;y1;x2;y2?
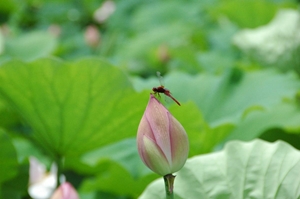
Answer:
50;182;79;199
145;95;172;164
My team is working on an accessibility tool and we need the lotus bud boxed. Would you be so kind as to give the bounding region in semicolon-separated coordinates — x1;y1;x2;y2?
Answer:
50;182;79;199
137;94;189;176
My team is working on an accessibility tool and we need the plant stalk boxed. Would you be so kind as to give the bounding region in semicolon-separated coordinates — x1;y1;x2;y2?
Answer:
164;174;176;199
55;155;63;188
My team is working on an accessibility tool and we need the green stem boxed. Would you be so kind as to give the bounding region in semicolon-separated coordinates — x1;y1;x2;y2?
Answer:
55;155;63;188
164;174;176;199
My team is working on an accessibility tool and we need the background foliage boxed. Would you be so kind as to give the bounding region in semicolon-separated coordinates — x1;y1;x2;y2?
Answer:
0;0;300;198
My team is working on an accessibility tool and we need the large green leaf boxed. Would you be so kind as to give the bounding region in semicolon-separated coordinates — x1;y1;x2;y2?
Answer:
81;138;152;179
139;139;300;199
0;129;18;183
227;101;300;142
169;70;300;126
133;69;300;126
12;137;51;167
79;159;157;198
170;102;233;155
4;31;57;61
79;138;158;197
0;58;147;157
0;98;20;131
1;160;29;199
210;0;296;28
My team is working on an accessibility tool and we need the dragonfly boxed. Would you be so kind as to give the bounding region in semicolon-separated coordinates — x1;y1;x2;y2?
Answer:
152;71;181;106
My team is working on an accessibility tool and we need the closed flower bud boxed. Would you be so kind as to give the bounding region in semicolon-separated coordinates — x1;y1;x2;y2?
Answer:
50;182;79;199
137;94;189;176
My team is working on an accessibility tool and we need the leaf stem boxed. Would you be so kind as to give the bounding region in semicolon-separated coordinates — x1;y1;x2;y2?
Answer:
164;174;176;199
55;155;63;188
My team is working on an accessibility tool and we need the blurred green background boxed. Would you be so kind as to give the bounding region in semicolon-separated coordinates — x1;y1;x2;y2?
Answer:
0;0;300;198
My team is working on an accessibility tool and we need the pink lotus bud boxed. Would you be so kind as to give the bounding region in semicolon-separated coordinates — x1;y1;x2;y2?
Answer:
137;94;189;176
50;182;79;199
